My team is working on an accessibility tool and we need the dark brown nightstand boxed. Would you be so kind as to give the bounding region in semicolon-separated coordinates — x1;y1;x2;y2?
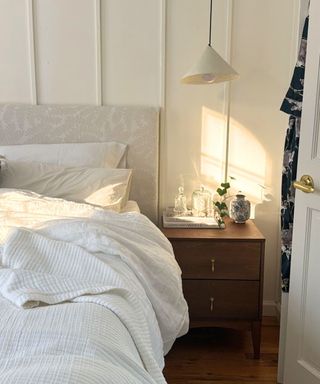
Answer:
161;219;265;359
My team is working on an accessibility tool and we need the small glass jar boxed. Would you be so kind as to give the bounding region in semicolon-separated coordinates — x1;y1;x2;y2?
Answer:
230;192;251;223
174;186;187;215
192;185;211;217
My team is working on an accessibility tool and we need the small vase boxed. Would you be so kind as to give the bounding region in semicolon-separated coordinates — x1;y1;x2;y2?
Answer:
192;185;211;217
230;193;251;223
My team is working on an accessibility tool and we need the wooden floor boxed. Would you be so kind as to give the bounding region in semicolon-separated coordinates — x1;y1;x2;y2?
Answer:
164;317;279;384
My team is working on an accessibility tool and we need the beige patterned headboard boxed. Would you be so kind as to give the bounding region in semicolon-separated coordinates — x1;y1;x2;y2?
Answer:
0;104;159;223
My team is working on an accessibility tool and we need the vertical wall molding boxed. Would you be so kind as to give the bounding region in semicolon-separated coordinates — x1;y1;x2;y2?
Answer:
160;0;166;109
94;0;102;105
224;0;234;65
159;0;167;218
290;0;302;73
222;0;234;181
26;0;37;104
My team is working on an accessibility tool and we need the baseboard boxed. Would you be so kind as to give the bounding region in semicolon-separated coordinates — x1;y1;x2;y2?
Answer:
263;300;280;317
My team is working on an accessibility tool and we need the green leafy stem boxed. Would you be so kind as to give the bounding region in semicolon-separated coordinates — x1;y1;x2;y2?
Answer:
213;182;231;228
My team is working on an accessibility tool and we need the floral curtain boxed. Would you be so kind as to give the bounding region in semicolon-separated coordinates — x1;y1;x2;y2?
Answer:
280;16;309;292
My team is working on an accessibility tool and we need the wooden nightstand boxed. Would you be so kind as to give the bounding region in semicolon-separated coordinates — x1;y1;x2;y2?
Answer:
161;219;265;359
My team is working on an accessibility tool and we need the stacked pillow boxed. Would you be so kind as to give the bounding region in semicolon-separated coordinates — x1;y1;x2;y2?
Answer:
0;142;132;212
0;142;128;169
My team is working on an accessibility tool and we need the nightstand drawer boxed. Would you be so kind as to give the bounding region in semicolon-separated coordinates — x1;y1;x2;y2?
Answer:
172;240;261;280
183;280;259;320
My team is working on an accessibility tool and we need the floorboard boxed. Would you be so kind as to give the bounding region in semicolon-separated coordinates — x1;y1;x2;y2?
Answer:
164;317;279;384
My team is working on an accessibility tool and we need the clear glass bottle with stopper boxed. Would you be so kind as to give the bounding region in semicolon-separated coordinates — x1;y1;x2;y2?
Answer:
174;186;187;215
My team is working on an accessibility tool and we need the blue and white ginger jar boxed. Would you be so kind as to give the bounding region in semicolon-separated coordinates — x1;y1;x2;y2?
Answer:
230;193;251;223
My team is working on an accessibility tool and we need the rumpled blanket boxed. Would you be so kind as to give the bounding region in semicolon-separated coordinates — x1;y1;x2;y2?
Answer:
0;189;189;384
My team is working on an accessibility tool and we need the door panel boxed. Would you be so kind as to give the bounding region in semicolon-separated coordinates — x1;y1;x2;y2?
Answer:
284;1;320;383
299;208;320;376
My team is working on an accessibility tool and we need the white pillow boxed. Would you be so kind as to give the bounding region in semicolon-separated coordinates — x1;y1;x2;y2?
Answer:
0;142;128;169
0;160;132;211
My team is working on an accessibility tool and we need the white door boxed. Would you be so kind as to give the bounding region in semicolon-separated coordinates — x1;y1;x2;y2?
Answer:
284;1;320;383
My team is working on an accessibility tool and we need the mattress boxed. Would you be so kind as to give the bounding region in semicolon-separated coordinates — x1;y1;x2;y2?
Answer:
0;189;188;384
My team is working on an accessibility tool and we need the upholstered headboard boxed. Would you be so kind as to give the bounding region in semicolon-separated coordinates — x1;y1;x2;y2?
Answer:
0;104;159;223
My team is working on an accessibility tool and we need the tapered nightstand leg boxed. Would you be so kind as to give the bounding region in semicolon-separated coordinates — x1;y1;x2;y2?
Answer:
251;321;261;359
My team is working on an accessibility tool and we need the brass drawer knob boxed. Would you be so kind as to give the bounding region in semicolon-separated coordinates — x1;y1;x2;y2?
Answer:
211;258;215;273
210;297;215;312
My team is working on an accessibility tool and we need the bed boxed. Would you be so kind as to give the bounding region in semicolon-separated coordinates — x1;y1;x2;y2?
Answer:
0;104;189;384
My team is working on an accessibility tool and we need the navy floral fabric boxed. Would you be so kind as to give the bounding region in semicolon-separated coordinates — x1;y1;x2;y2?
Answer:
280;16;309;292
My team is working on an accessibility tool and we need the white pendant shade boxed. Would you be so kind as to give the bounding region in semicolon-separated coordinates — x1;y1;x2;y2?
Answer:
181;45;239;84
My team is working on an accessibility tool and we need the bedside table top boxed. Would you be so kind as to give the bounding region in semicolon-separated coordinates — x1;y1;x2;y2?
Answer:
160;219;265;241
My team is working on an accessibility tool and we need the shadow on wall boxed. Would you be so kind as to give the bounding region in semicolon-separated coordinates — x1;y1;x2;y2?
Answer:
200;106;271;217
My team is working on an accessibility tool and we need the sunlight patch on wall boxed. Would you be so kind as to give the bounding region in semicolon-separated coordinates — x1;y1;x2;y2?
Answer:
228;120;267;204
200;106;227;188
201;106;267;216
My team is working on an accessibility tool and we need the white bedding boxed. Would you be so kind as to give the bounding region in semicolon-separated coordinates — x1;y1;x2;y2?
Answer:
121;200;140;213
0;161;132;211
0;189;188;384
0;141;128;168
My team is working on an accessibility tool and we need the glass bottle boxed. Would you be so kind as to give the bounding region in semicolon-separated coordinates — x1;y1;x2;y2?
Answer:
192;185;211;217
174;186;187;215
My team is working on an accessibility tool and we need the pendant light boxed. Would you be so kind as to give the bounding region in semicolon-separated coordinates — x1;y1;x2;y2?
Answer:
181;0;239;84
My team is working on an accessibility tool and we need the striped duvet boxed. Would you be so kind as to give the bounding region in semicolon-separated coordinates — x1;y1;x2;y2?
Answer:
0;189;188;384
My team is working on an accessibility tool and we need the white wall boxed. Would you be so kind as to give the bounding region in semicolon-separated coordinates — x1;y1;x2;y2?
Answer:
0;0;162;106
230;0;301;311
0;0;301;310
163;0;301;314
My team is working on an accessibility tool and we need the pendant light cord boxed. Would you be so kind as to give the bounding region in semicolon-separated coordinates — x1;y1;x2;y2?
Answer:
208;0;213;46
